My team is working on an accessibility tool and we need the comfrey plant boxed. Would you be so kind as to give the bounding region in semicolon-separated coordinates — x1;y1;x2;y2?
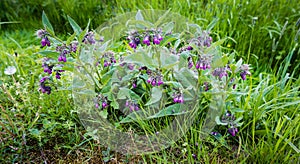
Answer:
37;11;251;149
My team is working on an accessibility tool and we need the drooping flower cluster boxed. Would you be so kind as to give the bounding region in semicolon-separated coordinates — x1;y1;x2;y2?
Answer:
42;58;54;74
36;29;50;47
82;31;96;44
39;76;51;94
125;100;139;112
195;54;212;70
146;71;164;87
127;28;165;49
94;94;109;109
189;30;213;47
212;67;229;79
101;51;116;67
172;91;184;104
221;112;239;136
239;64;251;80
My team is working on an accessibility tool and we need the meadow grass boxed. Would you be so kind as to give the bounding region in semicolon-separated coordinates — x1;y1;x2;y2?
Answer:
0;0;300;163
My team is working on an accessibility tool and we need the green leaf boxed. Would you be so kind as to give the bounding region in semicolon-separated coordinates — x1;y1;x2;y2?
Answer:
160;48;179;69
215;116;227;125
78;19;90;42
66;32;77;45
117;87;140;100
99;109;108;119
124;49;158;68
207;18;219;31
135;10;144;21
119;110;148;123
37;50;59;58
163;22;174;34
42;11;54;35
211;55;228;69
174;68;197;89
145;87;162;106
154;9;171;27
67;15;82;35
147;104;185;119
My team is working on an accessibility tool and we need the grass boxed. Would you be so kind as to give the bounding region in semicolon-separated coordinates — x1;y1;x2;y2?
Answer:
0;0;300;163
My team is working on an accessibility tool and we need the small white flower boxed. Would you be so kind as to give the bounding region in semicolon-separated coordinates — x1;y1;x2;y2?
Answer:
4;66;17;75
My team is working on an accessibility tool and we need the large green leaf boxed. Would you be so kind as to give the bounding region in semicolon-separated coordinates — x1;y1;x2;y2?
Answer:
67;15;82;35
159;48;179;69
124;49;158;68
147;104;185;119
42;11;54;35
117;87;140;100
145;87;162;106
174;68;197;89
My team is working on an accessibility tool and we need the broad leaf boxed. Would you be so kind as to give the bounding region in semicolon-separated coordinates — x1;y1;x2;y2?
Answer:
145;87;162;106
67;15;82;35
42;11;54;35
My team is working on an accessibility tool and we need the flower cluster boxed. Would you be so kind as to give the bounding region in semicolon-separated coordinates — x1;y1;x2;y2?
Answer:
37;29;98;94
212;66;229;79
82;31;96;44
195;54;212;70
125;100;139;112
172;91;184;104
102;51;116;67
94;94;109;109
239;64;251;80
127;28;164;49
39;76;51;94
221;112;239;136
146;71;164;87
36;29;50;47
189;30;213;47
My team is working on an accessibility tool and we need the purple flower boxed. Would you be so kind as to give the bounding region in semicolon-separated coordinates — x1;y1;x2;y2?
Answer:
212;67;228;79
126;100;139;112
41;37;50;47
55;72;61;79
70;41;78;53
157;34;163;41
42;58;54;74
153;36;160;45
103;60;109;67
127;63;135;70
102;101;108;109
188;57;193;69
83;31;96;44
187;46;193;50
132;81;137;88
39;77;51;94
228;127;238;136
95;103;99;109
143;35;150;46
239;64;251;80
36;29;47;38
129;40;137;49
173;94;184;103
40;76;49;83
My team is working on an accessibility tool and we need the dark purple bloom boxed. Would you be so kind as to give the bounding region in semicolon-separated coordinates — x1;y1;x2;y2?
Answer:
211;131;218;135
70;41;78;53
157;34;163;41
228;127;238;136
103;60;109;67
83;31;96;44
239;64;251;80
40;76;49;83
102;101;108;109
36;29;47;38
153;36;160;45
212;67;228;79
127;63;135;70
143;35;150;46
132;81;137;88
41;37;50;47
186;46;193;50
55;72;61;79
173;94;184;103
129;40;137;49
188;57;193;69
